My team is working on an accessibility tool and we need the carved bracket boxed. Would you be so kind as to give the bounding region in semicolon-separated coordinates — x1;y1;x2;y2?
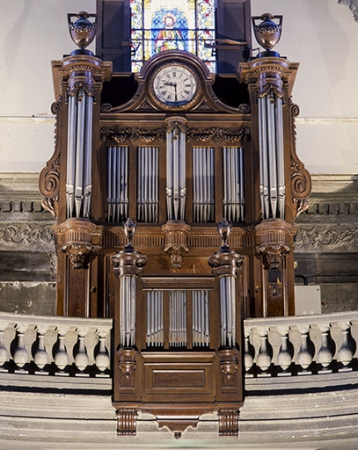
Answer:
62;243;93;269
258;243;290;270
218;408;239;436
162;221;191;269
255;219;295;269
116;408;137;436
54;218;98;269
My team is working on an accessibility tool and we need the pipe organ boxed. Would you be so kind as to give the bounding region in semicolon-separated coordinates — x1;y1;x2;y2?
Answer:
39;8;311;438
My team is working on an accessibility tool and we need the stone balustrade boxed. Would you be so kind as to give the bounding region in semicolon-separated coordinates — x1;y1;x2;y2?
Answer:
244;311;358;378
0;312;112;377
1;309;358;382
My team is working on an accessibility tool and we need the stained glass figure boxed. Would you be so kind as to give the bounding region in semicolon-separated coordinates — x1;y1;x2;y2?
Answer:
130;0;216;72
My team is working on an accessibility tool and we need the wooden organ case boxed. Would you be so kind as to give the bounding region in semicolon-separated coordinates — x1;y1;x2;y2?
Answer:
39;9;311;438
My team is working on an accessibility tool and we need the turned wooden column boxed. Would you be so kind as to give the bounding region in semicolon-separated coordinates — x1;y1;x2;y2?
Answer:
208;220;243;433
112;220;146;433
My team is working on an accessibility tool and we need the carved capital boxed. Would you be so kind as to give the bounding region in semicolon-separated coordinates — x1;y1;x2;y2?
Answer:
165;116;188;134
111;248;147;277
208;249;243;277
162;220;191;269
239;57;299;98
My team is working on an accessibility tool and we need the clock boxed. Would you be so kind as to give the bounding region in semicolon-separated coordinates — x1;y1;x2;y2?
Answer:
151;64;199;108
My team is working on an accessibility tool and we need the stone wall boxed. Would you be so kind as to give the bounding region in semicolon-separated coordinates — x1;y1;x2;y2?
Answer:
1;173;358;316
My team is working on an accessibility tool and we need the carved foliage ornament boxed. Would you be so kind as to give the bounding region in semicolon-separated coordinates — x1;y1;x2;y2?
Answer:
186;126;250;143
67;81;96;98
101;125;250;145
0;224;54;249
295;224;358;252
101;126;166;143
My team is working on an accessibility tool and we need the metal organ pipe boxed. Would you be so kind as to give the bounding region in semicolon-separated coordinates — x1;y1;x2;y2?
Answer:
223;147;245;223
258;94;285;219
275;96;285;218
119;275;137;347
219;275;236;347
107;146;128;223
137;147;159;223
166;126;186;221
66;88;94;219
193;147;214;223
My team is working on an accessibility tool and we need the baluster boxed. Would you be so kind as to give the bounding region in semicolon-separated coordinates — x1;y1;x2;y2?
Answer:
13;324;29;371
74;327;89;375
338;321;355;371
95;328;110;375
256;327;272;375
33;325;49;373
54;326;70;375
317;323;334;372
0;322;9;371
296;324;314;373
244;327;254;375
276;326;293;374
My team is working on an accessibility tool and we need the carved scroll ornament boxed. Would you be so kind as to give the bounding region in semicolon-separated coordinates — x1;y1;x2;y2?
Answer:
39;101;61;218
289;102;312;217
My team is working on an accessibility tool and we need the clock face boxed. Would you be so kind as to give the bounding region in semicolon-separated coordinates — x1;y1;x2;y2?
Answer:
152;64;198;107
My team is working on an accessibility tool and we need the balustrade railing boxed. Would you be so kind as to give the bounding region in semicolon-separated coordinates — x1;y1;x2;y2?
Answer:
0;312;112;377
1;310;358;381
244;311;358;377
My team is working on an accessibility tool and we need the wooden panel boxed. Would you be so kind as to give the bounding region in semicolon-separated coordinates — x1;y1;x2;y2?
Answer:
141;352;216;402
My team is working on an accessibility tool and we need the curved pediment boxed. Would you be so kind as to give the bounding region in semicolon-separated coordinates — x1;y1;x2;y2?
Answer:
100;50;249;114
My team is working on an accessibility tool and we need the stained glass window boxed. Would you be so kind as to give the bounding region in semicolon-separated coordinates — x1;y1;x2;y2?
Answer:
130;0;216;72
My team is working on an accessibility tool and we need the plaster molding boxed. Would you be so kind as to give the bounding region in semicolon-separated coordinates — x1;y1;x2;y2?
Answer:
0;223;55;251
295;223;358;253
